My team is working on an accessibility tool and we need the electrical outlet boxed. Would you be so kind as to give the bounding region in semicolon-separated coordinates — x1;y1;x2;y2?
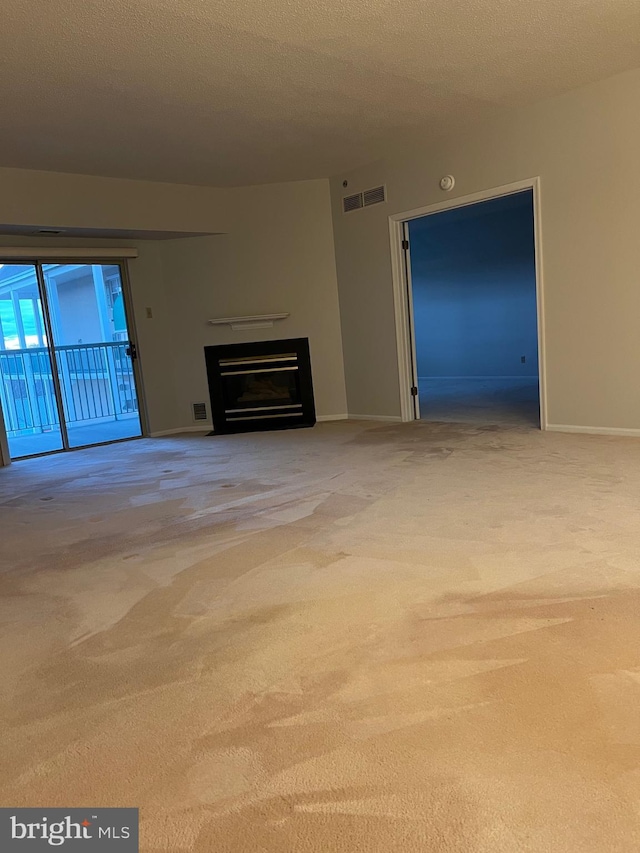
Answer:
521;355;526;363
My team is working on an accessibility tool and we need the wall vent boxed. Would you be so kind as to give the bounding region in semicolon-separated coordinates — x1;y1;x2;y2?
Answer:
192;402;208;421
343;186;386;213
342;192;364;213
363;185;386;207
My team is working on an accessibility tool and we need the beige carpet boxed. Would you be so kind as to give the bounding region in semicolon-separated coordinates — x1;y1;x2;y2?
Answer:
1;420;640;851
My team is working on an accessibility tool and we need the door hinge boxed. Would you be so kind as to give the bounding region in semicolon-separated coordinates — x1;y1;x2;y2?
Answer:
410;386;418;397
126;341;138;360
402;239;409;251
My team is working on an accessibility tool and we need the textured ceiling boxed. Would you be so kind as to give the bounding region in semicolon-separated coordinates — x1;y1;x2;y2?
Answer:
1;0;639;187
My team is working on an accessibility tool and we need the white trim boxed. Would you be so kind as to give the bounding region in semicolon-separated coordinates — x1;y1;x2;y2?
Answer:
390;218;415;423
0;247;138;259
149;425;212;437
531;177;548;431
403;222;420;419
547;424;640;438
391;178;539;223
348;414;402;422
147;414;425;436
389;177;548;430
149;417;351;434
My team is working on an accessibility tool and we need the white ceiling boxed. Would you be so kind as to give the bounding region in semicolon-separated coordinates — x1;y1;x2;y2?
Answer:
1;0;639;187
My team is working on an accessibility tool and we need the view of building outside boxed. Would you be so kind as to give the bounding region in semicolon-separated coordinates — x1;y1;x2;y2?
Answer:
0;262;127;349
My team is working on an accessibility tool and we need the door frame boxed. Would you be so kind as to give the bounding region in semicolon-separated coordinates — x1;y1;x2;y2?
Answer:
0;256;148;460
118;259;150;440
389;176;548;428
0;399;9;466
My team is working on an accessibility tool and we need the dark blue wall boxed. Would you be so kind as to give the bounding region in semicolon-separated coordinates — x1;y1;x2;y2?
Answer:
408;191;538;378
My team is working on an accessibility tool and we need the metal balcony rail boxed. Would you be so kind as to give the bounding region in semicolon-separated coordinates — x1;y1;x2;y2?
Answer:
0;342;138;437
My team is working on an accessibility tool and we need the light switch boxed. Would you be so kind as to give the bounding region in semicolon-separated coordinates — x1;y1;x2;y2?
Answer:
145;307;153;319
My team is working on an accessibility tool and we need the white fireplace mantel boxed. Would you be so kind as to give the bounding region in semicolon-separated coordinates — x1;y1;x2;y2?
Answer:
207;313;290;331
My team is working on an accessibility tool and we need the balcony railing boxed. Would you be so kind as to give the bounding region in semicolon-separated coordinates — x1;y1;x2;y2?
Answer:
0;342;138;437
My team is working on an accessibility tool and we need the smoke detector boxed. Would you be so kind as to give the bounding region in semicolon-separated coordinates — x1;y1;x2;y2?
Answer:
439;175;455;192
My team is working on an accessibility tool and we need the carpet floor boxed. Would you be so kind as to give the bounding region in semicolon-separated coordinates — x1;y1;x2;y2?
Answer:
419;377;540;428
1;420;640;851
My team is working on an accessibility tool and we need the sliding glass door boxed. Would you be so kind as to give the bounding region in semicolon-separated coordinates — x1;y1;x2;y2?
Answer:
41;263;142;449
0;263;64;457
0;260;143;459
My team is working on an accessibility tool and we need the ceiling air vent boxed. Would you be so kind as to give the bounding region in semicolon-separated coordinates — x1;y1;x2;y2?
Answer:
192;402;208;422
342;192;363;213
363;185;386;207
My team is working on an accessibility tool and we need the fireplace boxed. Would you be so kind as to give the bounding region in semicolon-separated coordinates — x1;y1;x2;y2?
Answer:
204;338;316;434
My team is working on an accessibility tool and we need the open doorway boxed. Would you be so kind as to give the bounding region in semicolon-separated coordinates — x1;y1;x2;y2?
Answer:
397;186;544;428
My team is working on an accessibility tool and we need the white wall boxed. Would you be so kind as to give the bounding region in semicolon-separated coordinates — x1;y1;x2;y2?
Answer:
330;67;640;431
0;170;346;442
0;166;234;234
155;181;347;430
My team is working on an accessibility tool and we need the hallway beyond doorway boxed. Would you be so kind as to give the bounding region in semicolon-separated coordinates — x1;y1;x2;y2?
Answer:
405;188;541;430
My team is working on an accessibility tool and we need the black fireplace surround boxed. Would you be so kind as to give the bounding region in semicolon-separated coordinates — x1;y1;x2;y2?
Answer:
204;338;316;435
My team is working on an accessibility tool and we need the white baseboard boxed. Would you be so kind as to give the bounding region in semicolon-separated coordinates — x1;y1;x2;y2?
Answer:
149;425;212;437
547;424;640;438
150;414;402;436
150;418;349;435
347;414;402;422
